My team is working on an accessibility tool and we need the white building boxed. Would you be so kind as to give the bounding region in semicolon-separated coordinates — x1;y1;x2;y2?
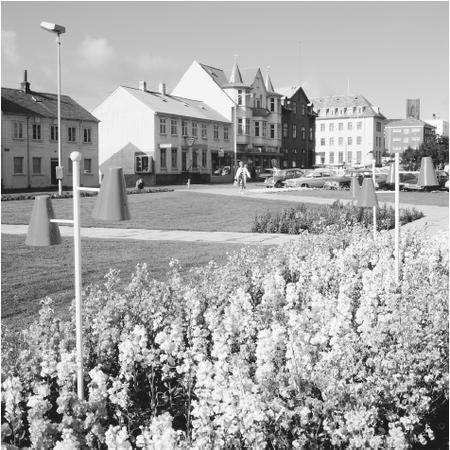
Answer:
172;60;282;171
92;82;232;186
424;116;449;137
311;94;385;167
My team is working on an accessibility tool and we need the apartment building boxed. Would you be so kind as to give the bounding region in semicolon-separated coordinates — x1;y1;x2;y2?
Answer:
385;118;436;153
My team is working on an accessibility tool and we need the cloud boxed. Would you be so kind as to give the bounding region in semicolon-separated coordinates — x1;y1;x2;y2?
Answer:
77;36;116;69
2;30;19;64
134;52;178;72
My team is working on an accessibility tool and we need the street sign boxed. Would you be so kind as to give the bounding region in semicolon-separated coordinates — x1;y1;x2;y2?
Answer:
218;149;224;157
185;137;196;147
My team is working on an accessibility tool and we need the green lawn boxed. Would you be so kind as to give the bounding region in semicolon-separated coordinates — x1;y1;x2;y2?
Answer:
1;234;246;331
1;191;318;232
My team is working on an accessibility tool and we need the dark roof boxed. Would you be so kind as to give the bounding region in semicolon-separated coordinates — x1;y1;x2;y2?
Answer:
1;87;99;122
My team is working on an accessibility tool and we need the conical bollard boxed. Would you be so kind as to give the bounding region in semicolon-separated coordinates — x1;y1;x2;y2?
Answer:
350;176;360;200
92;167;130;221
417;156;438;187
357;178;378;208
387;163;395;185
25;195;62;246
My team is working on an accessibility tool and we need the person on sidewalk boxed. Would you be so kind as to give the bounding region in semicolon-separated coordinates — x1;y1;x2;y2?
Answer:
234;161;251;193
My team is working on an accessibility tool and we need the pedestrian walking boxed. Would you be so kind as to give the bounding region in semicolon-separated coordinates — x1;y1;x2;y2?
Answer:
234;161;251;193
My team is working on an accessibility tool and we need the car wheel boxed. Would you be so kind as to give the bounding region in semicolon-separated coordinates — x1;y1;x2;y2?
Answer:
341;183;350;190
275;181;283;188
301;183;308;188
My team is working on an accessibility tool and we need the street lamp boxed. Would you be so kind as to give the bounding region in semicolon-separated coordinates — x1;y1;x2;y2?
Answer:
40;21;66;197
26;152;130;399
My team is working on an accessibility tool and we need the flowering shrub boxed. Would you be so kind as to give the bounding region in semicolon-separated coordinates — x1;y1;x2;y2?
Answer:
252;200;424;234
2;227;448;448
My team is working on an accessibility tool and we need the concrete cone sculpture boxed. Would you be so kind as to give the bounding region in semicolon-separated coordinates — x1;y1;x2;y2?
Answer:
350;176;360;201
92;167;130;221
417;156;438;187
26;195;62;246
357;178;379;208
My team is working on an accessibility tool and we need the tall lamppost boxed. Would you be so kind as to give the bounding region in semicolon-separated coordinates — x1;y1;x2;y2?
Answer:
40;21;65;196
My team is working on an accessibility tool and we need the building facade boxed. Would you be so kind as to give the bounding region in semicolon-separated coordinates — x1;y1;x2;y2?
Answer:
92;82;233;186
171;60;283;172
385;118;436;153
424;116;449;137
277;86;316;169
311;95;385;167
406;99;420;120
1;72;99;190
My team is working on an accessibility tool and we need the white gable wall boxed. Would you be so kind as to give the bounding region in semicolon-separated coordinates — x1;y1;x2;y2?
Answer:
93;87;155;176
171;61;235;121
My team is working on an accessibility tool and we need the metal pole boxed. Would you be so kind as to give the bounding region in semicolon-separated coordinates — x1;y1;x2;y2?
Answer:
57;32;63;196
71;151;84;399
372;159;376;239
233;105;237;174
394;152;400;283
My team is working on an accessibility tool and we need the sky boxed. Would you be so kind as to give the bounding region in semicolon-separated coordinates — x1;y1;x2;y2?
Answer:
2;1;449;121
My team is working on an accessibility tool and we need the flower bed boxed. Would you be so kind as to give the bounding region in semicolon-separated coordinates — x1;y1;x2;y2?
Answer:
252;200;424;234
1;227;448;448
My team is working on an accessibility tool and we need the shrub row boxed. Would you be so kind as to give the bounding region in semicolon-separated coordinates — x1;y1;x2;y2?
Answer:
252;200;424;234
1;226;448;448
1;188;173;202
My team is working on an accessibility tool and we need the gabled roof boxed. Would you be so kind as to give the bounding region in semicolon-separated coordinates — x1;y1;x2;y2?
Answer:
198;63;229;87
310;94;385;119
121;86;230;123
276;86;310;103
385;118;436;128
1;87;99;122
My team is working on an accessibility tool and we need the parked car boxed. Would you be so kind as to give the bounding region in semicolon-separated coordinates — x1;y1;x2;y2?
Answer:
264;168;305;188
344;169;388;190
255;168;274;182
283;170;337;189
400;170;448;191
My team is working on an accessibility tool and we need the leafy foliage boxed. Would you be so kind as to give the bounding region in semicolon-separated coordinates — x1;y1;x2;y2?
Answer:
1;227;448;448
402;135;449;171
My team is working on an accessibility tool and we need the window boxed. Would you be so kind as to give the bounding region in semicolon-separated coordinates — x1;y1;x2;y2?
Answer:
201;123;207;139
356;151;362;164
32;157;42;174
270;98;275;112
292;101;297;114
192;149;198;169
192;122;198;138
160;148;167;168
329;137;334;146
245;119;250;135
321;138;326;146
403;138;409;143
329;152;335;164
238;118;243;135
68;158;73;174
338;122;343;131
348;137;352;145
376;122;382;132
159;118;166;135
277;124;281;140
84;158;92;174
13;122;24;139
224;126;229;140
238;90;243;105
213;124;219;140
329;123;334;132
393;138;401;142
283;123;288;138
262;121;267;137
412;128;420;133
68;127;76;142
171;119;178;136
270;124;275;139
357;136;362;145
182;120;188;136
202;149;207;167
136;155;151;173
171;148;178;168
255;121;260;137
292;124;297;138
301;127;306;140
347;151;352;162
83;128;92;143
338;137;343;146
320;123;325;132
309;128;313;141
411;136;420;141
338;152;343;164
13;157;24;174
348;122;353;130
403;129;410;134
301;104;306;115
357;121;362;130
50;125;58;141
32;124;41;140
393;129;401;133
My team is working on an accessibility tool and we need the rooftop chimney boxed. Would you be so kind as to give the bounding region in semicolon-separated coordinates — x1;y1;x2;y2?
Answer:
158;83;166;95
139;80;147;91
20;70;31;93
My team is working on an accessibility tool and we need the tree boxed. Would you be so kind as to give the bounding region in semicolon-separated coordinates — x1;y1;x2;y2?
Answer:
401;135;449;170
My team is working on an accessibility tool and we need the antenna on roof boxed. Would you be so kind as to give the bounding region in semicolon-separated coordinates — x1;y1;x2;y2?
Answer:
298;41;301;83
347;79;350;95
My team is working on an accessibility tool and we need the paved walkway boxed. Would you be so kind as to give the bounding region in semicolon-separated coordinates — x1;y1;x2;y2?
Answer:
2;185;448;244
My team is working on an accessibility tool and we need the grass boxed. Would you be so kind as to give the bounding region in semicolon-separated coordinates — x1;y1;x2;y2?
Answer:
1;234;246;331
1;190;318;233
